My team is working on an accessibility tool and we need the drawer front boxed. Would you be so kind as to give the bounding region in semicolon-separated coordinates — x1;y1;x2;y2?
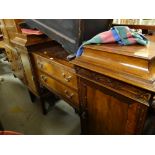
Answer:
34;55;77;90
39;72;79;108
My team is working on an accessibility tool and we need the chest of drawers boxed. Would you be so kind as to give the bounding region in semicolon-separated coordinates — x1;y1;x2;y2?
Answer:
32;45;79;110
34;55;77;90
4;44;26;83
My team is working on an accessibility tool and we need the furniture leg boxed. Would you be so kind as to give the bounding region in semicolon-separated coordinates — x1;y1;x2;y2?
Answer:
28;90;36;103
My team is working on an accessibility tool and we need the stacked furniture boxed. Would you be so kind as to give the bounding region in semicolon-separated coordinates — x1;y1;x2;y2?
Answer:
1;19;155;134
0;19;55;114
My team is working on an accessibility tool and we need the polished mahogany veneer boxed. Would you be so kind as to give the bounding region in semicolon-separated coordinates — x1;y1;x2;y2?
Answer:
32;45;79;110
72;35;155;134
1;19;155;134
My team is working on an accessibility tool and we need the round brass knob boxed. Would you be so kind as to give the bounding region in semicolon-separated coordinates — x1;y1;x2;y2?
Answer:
38;62;43;68
64;89;74;99
62;73;72;82
41;75;47;82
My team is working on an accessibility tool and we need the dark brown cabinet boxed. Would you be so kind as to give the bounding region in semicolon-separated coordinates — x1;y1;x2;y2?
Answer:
78;76;148;134
2;19;155;134
72;36;155;134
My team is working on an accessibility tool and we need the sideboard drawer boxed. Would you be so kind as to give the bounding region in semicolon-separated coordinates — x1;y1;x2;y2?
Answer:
39;72;79;109
34;55;77;90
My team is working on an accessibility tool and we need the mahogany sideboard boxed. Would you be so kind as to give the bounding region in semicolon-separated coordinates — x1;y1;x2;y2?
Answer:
31;34;155;134
1;19;155;134
72;35;155;134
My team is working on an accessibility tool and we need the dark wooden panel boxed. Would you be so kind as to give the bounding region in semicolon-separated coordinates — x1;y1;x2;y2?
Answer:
25;19;113;53
79;78;148;135
86;85;129;134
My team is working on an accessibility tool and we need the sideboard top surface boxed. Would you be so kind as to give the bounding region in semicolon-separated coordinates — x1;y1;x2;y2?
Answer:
72;35;155;92
84;35;155;60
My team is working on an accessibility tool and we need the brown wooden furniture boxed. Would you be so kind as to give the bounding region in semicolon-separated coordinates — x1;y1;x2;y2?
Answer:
72;35;155;134
31;43;79;111
0;19;26;83
2;19;155;134
0;39;4;49
0;19;55;114
0;28;4;48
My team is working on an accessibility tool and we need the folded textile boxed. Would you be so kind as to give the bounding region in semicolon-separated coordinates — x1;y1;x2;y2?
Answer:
21;28;43;35
76;26;148;57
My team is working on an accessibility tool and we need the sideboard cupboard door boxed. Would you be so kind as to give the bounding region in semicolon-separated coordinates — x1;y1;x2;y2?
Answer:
80;79;148;135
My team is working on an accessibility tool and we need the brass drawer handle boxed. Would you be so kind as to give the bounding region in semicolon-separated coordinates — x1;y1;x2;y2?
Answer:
37;62;43;69
62;73;72;82
64;89;74;99
40;75;48;82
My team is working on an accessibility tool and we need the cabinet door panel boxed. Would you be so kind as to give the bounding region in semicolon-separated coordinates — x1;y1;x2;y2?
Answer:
86;86;129;134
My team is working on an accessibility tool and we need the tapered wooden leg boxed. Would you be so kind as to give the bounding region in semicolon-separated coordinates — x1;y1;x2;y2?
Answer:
39;97;47;115
13;74;17;78
28;90;36;103
74;108;79;114
39;93;59;115
79;111;87;135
